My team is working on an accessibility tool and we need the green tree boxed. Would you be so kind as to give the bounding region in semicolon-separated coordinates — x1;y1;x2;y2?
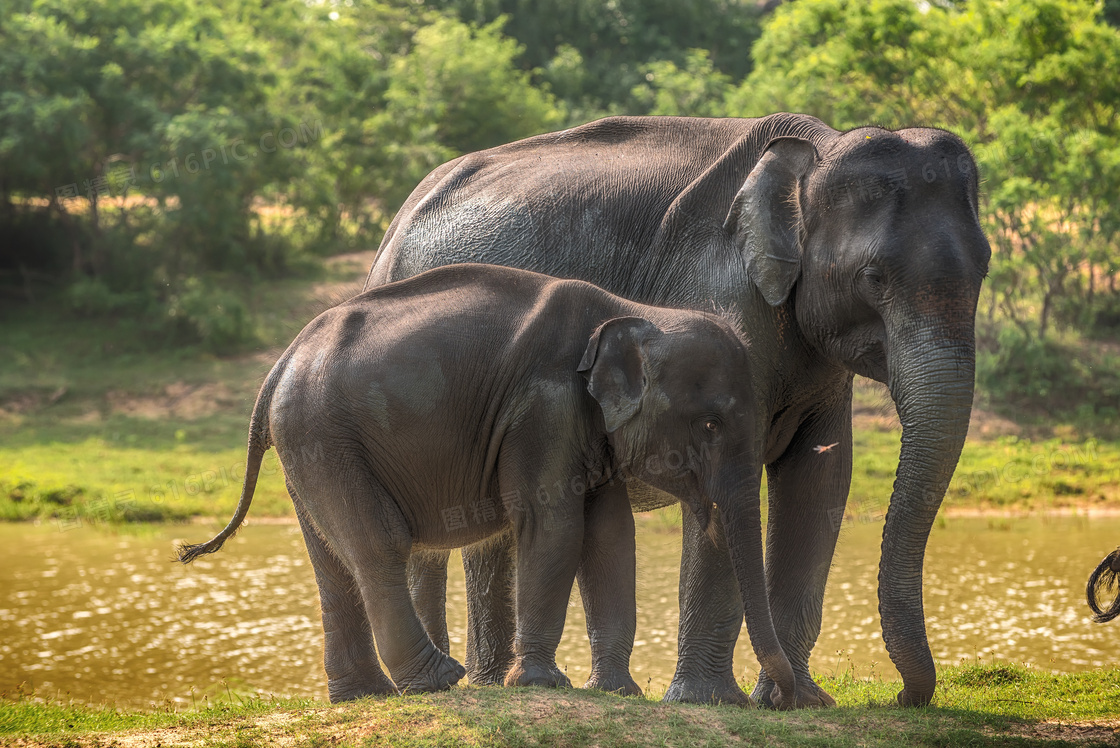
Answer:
0;0;327;348
360;16;564;209
727;0;952;127
737;0;1120;341
425;0;762;113
630;49;734;117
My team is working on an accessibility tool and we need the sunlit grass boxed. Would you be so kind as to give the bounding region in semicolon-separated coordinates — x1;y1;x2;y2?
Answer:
3;664;1118;747
3;417;1116;526
0;438;292;523
3;254;1118;527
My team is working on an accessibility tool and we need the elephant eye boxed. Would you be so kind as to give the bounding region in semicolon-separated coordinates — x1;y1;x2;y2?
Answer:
860;265;886;300
861;266;884;288
696;417;722;440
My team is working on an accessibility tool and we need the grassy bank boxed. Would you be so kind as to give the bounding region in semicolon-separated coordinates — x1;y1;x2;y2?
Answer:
2;664;1119;747
2;252;1119;526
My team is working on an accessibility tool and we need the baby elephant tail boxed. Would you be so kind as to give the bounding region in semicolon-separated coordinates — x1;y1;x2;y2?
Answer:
177;377;276;564
1086;547;1120;623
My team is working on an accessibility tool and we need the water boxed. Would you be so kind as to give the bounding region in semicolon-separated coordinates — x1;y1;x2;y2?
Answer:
1;515;1117;707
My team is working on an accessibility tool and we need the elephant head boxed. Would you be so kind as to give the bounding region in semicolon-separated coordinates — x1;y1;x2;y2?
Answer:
726;128;991;706
578;313;802;707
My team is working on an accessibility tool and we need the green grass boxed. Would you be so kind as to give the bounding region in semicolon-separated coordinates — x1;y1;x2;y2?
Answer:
2;253;1119;526
6;407;1111;527
2;664;1118;747
848;428;1120;516
0;253;367;525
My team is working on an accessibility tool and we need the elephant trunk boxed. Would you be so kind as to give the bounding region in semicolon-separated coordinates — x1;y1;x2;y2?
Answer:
712;464;799;708
879;325;976;707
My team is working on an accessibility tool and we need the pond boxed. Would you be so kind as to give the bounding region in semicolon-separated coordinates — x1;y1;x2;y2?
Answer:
1;515;1117;708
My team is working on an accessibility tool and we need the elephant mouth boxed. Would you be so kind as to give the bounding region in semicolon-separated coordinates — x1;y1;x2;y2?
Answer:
850;342;888;382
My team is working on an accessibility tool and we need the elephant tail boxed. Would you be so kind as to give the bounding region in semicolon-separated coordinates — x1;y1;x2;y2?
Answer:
176;367;279;564
1087;547;1120;623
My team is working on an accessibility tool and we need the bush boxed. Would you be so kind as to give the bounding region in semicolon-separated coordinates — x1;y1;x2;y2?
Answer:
977;326;1120;423
166;279;256;353
66;277;150;316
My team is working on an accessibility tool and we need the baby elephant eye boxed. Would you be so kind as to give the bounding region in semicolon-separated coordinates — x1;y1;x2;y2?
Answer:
704;420;719;433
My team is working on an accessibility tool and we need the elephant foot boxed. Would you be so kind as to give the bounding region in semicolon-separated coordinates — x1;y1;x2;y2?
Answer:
897;688;933;707
752;675;836;710
663;671;754;707
584;669;642;696
327;673;398;703
466;649;515;687
393;650;466;694
504;658;572;689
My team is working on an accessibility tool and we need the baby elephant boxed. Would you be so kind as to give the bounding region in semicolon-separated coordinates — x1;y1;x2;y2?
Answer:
178;263;794;703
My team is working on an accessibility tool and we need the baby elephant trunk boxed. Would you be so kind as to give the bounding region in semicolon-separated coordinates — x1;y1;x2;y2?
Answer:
710;465;800;708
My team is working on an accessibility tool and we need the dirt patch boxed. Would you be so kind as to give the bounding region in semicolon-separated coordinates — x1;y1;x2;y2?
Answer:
106;382;236;420
0;387;68;418
104;726;206;747
1002;717;1120;745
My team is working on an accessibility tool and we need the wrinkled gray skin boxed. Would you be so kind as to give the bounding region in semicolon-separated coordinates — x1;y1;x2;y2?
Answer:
365;114;991;708
177;264;795;702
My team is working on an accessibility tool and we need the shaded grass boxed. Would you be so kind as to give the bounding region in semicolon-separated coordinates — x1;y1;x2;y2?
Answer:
2;664;1118;747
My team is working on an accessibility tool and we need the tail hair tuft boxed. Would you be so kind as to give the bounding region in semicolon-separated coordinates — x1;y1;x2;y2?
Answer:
177;539;227;564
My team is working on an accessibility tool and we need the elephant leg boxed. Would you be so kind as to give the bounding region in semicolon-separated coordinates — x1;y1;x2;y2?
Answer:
296;473;465;694
750;401;852;709
503;505;584;689
407;549;451;654
498;439;586;689
577;482;640;695
663;507;752;706
291;491;396;702
463;534;516;685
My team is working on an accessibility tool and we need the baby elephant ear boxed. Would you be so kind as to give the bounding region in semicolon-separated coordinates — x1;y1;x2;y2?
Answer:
578;316;662;433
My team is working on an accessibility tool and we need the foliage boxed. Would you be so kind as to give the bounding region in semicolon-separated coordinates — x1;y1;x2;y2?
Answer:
359;16;564;209
0;0;325;348
1;0;1119;412
426;0;763;113
730;0;1120;349
727;0;951;126
0;0;562;351
630;49;734;117
976;325;1120;425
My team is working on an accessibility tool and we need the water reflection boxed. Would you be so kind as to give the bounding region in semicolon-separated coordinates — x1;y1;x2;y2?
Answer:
1;515;1116;707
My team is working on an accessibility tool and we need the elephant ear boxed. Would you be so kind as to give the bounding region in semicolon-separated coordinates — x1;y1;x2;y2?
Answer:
578;317;662;433
724;137;819;307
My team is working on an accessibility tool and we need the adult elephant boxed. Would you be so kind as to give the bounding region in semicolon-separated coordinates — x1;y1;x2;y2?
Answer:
363;114;991;708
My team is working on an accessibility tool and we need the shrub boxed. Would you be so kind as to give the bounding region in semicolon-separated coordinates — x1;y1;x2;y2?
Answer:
166;279;256;353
